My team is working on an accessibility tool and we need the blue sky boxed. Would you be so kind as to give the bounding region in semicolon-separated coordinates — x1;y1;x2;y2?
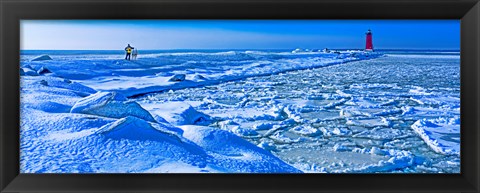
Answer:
21;20;460;50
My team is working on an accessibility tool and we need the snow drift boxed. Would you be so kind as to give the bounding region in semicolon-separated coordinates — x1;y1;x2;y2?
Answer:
70;92;157;122
31;55;53;61
411;117;460;155
20;75;302;173
180;125;301;173
141;101;211;126
97;116;184;140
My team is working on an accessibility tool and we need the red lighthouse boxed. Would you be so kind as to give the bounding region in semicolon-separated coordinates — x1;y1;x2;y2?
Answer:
365;29;374;51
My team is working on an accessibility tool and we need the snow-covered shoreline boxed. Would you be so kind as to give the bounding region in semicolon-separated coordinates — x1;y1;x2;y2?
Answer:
22;50;383;97
20;76;301;173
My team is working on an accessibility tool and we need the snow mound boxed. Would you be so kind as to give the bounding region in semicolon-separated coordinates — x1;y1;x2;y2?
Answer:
169;74;186;82
22;67;39;76
193;74;207;81
71;92;156;122
97;116;184;141
31;55;52;61
411;117;460;155
27;101;72;113
37;78;97;97
37;66;52;75
22;113;208;173
180;125;301;173
144;102;211;126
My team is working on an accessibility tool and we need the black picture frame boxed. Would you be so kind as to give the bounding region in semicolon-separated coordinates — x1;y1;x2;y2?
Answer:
1;0;479;192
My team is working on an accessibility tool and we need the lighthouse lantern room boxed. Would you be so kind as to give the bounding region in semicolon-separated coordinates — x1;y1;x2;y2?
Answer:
365;29;374;51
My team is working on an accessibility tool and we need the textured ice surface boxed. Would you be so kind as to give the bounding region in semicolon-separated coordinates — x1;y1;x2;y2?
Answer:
138;51;460;173
290;125;322;137
20;50;460;173
411;117;460;155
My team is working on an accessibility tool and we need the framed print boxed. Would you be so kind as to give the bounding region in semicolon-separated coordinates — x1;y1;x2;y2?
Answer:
1;0;479;192
17;19;461;174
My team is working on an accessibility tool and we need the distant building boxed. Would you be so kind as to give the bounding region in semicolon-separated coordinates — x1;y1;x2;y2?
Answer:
365;29;374;51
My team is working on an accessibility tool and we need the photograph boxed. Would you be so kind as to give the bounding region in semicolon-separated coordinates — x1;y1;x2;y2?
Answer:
19;20;460;173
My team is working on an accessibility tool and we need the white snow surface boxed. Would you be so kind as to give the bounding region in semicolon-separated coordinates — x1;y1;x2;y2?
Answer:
20;74;301;173
180;125;301;173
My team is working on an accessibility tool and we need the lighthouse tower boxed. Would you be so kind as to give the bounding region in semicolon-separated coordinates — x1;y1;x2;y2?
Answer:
365;29;374;51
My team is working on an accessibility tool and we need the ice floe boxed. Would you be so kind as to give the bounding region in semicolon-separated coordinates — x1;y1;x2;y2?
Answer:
319;127;352;136
344;149;416;173
411;117;460;155
290;125;322;137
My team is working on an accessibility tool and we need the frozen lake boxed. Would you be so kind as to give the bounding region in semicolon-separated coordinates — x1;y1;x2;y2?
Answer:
19;49;460;173
135;51;460;173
